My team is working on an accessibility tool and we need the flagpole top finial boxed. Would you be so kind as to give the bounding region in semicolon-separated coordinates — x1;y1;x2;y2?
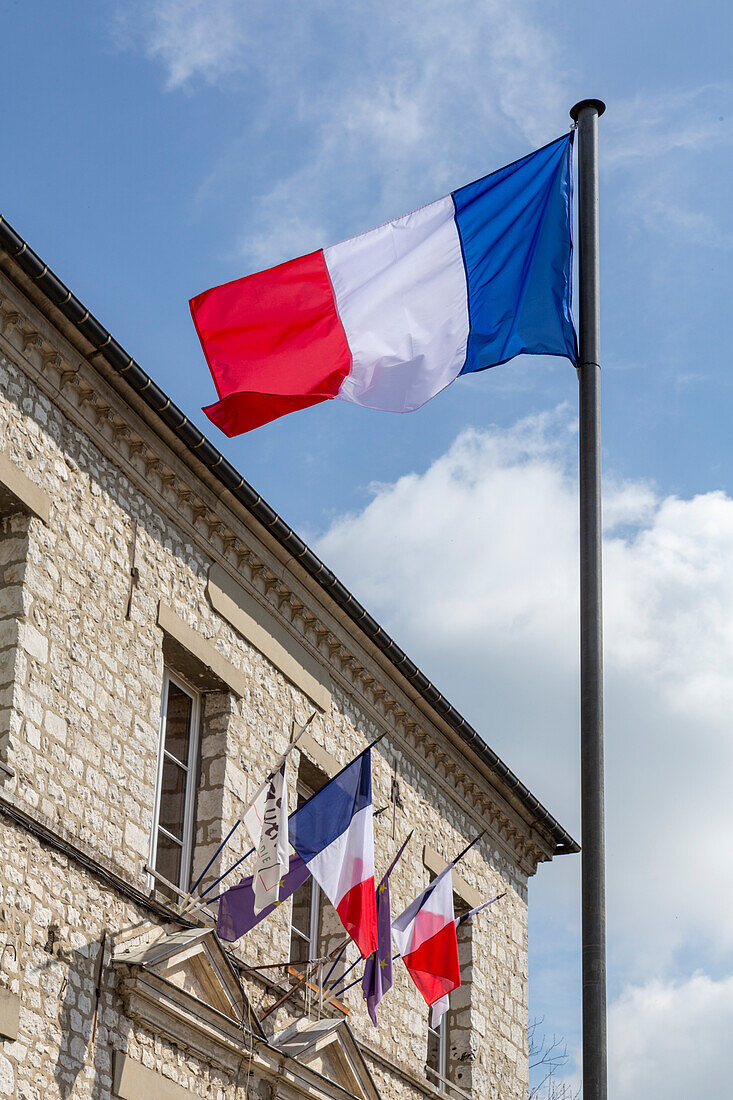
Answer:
569;99;606;122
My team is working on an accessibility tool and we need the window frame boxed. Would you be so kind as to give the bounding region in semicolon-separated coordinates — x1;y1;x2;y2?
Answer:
150;667;201;894
289;876;322;960
426;1009;449;1091
288;780;322;961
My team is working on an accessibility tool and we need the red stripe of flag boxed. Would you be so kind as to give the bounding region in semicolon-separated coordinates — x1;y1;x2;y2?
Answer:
401;921;461;1006
190;250;351;436
336;876;378;958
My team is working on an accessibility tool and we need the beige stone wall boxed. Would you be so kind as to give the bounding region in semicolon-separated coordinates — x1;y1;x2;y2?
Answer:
0;300;535;1100
0;815;248;1100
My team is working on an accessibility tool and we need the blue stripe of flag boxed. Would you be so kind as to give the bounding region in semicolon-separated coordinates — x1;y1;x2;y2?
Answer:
289;748;372;864
451;132;576;375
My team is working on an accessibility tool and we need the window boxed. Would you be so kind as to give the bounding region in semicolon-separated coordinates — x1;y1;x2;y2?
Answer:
151;669;201;894
426;1011;449;1091
289;782;322;962
289;871;322;964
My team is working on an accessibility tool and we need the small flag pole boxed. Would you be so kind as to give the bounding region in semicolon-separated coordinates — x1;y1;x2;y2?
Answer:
569;97;607;1100
259;935;350;1022
327;951;363;992
196;844;256;902
383;828;415;881
451;830;485;867
328;954;402;1001
321;943;349;988
318;932;354;987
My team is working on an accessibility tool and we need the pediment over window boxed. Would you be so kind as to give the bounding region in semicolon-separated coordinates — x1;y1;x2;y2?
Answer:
113;926;263;1071
115;926;244;1021
273;1017;381;1100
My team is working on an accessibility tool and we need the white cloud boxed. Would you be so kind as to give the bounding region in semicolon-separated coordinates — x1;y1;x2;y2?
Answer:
126;0;251;88
234;0;572;265
128;0;570;132
639;189;731;249
606;85;733;167
121;0;575;265
608;974;733;1099
314;410;733;987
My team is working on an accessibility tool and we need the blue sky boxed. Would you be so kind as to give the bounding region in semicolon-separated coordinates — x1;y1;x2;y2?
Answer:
3;3;733;1094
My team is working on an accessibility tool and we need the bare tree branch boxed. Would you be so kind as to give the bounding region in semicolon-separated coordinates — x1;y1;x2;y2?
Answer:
528;1018;580;1100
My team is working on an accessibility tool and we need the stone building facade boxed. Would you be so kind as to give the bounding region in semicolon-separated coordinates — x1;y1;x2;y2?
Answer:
0;215;577;1100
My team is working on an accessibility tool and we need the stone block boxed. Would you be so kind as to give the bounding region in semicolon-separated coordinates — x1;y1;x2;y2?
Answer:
0;1051;14;1097
0;989;20;1041
124;820;149;858
43;711;67;742
17;622;47;665
0;585;27;619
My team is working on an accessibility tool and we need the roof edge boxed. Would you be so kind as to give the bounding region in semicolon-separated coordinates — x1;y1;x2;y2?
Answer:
0;214;579;856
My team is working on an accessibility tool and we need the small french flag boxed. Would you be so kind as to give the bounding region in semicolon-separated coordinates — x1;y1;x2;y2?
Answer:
190;134;576;435
289;748;378;958
391;865;460;1007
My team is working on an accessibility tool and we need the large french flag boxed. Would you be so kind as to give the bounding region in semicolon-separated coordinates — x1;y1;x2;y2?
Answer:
288;748;378;958
391;866;460;1007
191;135;576;436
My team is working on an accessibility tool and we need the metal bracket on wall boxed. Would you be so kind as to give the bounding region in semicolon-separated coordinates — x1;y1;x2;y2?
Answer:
125;517;139;620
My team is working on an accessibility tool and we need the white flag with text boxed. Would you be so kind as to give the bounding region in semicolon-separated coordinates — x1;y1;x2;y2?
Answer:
250;761;289;914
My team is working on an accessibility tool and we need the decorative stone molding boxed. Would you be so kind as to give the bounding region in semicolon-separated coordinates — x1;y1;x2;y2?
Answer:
113;927;255;1074
272;1018;382;1100
207;564;331;713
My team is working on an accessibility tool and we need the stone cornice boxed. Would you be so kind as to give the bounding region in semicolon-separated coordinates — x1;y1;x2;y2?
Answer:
0;275;554;875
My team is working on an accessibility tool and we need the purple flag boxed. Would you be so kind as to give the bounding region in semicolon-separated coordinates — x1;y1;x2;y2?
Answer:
362;875;393;1025
217;852;310;942
361;831;412;1026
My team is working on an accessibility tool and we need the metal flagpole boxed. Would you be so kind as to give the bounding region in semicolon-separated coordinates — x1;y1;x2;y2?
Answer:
569;97;607;1100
